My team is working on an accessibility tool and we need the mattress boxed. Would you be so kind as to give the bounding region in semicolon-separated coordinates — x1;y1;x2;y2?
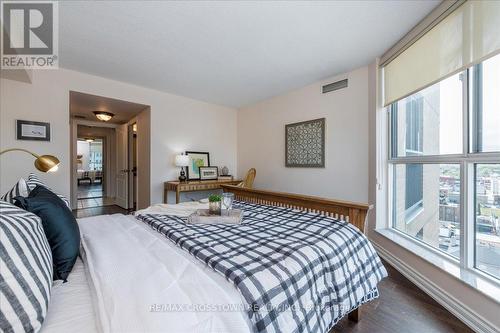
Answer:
77;213;251;333
41;257;98;333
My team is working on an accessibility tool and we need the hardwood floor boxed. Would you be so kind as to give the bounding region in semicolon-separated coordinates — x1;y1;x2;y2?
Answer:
77;183;115;209
73;205;129;218
333;261;473;333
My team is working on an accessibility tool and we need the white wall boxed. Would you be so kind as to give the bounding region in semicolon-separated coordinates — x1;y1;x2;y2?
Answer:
0;69;237;204
237;66;369;202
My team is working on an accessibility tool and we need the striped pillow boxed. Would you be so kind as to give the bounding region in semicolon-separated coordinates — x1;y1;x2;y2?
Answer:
26;173;70;208
1;178;30;204
0;200;53;333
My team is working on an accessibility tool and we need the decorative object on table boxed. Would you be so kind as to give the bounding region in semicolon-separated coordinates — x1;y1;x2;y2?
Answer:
218;175;233;181
199;166;219;180
208;194;221;215
0;148;60;172
93;111;114;122
221;166;229;176
285;118;325;167
164;179;243;204
187;209;243;225
16;120;51;141
237;168;256;188
185;151;210;180
222;192;235;214
175;154;190;182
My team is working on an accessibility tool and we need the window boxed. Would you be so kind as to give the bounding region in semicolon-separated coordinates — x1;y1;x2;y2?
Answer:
404;97;424;218
389;53;500;281
393;164;460;258
471;56;500;153
475;164;500;279
405;97;423;154
405;164;423;216
390;73;463;158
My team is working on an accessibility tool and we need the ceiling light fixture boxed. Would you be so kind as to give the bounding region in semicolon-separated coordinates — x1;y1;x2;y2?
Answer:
93;111;114;122
85;138;94;143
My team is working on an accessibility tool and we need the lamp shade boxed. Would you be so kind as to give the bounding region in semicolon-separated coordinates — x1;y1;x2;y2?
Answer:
34;155;60;172
175;154;190;167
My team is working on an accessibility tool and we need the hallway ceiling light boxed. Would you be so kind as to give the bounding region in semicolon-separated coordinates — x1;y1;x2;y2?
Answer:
93;111;114;122
85;138;94;142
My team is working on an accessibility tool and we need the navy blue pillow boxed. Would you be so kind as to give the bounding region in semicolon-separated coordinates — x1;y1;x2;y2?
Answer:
15;185;80;281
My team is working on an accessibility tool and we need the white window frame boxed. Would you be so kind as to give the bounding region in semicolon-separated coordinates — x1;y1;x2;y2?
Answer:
384;64;500;287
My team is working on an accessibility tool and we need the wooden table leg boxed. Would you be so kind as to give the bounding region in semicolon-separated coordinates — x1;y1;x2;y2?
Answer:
176;189;180;204
348;307;360;322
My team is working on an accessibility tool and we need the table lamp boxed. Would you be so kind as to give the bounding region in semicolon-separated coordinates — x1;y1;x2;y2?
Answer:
175;154;189;182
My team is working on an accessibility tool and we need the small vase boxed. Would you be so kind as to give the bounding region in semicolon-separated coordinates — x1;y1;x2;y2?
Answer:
209;201;221;215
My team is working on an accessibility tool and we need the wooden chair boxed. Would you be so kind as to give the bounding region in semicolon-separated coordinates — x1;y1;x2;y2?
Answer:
238;168;256;188
94;170;103;184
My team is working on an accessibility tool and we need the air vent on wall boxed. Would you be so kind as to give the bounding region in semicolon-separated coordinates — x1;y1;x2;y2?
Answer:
322;78;348;94
73;115;87;119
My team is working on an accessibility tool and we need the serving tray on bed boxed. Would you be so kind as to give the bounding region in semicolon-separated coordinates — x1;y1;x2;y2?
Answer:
187;209;243;225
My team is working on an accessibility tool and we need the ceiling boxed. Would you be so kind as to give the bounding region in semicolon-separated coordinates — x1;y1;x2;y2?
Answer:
60;1;439;108
70;91;148;124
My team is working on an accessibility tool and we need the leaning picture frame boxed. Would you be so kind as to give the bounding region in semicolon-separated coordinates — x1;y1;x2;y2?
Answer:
199;166;219;180
185;151;210;180
16;120;51;141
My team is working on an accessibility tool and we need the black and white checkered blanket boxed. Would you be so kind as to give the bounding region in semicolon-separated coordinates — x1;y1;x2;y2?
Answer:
136;201;387;333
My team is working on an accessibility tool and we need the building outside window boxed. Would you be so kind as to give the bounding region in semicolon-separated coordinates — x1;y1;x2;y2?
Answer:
388;53;500;280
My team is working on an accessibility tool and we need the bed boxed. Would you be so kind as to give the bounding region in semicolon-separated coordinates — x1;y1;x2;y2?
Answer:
39;186;387;333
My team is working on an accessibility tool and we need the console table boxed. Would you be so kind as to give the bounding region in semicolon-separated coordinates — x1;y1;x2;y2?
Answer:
164;179;242;204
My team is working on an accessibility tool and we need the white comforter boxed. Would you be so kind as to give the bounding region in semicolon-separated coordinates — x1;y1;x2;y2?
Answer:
78;211;251;333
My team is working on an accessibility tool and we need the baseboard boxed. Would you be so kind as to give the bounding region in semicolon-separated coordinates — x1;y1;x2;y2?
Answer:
373;242;498;333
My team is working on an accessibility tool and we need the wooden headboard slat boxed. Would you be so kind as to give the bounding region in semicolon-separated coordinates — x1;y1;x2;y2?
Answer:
221;185;373;233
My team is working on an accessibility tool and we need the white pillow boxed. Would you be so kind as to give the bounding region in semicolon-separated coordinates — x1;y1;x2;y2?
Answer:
0;178;29;204
0;200;53;332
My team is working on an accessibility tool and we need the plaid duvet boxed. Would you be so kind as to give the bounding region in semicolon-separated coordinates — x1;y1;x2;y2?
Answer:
137;201;387;333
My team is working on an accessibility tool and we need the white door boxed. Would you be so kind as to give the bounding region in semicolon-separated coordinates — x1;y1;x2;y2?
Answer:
115;124;129;209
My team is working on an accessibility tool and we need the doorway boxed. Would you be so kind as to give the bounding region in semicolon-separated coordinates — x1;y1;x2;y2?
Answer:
76;136;114;209
129;123;138;211
69;91;151;213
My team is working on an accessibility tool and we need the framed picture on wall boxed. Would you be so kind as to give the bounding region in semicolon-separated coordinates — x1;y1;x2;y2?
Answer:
185;151;210;180
16;120;51;141
285;118;325;167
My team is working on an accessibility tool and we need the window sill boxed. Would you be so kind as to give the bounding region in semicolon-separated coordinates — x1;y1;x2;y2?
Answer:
375;228;500;303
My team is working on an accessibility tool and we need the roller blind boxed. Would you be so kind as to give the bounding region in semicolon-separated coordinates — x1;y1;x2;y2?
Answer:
383;0;500;106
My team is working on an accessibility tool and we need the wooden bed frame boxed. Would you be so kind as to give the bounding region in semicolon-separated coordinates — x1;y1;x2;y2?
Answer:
221;185;373;323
